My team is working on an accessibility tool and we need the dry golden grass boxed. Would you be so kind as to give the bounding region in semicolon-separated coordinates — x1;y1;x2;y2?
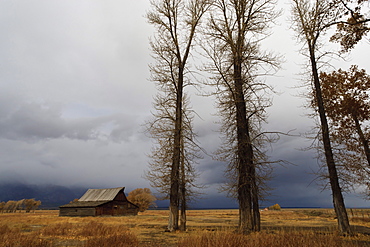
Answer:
0;209;370;246
178;230;369;247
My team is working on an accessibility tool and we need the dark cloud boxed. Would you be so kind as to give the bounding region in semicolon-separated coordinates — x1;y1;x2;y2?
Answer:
199;160;226;186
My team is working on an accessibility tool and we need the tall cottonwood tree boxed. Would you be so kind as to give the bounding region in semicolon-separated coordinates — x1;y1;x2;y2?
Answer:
146;93;202;231
203;0;279;234
291;0;351;234
146;0;210;232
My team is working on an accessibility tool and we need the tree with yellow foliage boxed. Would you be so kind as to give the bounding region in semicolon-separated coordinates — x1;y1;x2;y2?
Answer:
127;188;157;212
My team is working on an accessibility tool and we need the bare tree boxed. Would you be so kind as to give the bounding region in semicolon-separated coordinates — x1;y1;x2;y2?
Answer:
22;199;41;213
16;199;25;213
4;200;17;213
146;0;210;232
0;202;5;213
203;0;279;234
291;0;351;234
146;93;203;231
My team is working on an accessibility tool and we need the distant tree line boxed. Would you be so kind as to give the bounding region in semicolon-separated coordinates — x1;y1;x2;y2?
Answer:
0;199;41;213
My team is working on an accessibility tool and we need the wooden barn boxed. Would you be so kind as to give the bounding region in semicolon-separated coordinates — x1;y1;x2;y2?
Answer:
59;187;139;217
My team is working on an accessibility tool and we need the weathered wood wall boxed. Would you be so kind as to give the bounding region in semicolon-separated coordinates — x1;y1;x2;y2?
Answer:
59;207;96;217
96;201;138;216
59;201;138;217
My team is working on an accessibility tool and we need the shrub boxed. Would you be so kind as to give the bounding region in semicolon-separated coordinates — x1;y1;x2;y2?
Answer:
127;188;157;212
268;204;281;211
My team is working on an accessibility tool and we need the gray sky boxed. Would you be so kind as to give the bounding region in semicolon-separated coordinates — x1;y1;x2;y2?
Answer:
0;0;369;208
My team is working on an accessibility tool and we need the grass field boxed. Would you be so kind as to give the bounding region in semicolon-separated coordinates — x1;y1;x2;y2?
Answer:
1;209;370;246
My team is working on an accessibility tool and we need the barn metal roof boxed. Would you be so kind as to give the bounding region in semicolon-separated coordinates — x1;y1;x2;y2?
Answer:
59;201;109;208
78;187;125;202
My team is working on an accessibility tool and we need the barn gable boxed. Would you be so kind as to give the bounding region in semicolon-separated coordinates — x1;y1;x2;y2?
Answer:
59;187;139;217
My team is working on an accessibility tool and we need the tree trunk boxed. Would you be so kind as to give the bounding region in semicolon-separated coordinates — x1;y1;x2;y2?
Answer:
179;139;187;231
179;192;186;231
168;154;180;231
234;57;255;234
168;67;184;232
252;165;260;231
353;115;370;167
309;49;351;235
